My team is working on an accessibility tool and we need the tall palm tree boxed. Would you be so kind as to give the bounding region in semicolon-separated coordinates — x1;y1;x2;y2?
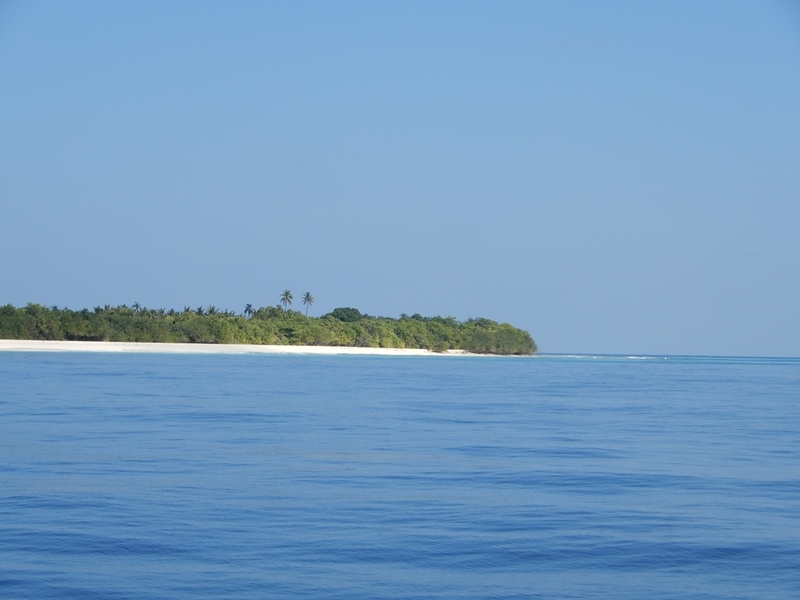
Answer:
302;292;314;316
244;303;254;318
280;290;293;311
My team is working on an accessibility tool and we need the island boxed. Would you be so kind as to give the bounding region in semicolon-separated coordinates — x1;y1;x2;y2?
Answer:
0;302;537;355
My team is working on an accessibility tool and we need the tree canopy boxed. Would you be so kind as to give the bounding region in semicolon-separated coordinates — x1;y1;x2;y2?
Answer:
0;302;537;355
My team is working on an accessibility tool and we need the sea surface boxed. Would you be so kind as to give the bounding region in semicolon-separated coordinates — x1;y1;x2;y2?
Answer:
1;352;798;599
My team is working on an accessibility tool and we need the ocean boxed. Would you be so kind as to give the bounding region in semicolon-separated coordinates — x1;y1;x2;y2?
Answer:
1;352;798;599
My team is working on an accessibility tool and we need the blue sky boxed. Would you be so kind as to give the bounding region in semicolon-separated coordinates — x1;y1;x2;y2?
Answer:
1;1;799;356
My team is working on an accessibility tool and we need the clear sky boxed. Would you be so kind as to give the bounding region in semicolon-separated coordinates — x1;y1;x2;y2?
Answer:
1;1;799;356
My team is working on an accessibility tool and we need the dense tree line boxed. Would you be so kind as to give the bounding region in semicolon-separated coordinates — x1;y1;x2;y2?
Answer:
0;303;537;355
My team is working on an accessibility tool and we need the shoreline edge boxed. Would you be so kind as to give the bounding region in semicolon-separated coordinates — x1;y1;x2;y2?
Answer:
0;339;478;356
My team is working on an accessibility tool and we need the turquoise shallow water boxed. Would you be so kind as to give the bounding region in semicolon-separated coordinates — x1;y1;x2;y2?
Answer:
1;352;798;598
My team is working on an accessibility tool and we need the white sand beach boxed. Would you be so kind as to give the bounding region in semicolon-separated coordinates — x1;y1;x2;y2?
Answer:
0;339;471;356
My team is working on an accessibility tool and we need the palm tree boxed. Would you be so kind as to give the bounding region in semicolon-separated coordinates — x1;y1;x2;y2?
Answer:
244;303;254;318
280;290;293;311
302;292;314;316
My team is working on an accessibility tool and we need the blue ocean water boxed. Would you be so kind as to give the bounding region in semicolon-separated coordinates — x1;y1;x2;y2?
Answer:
1;352;798;599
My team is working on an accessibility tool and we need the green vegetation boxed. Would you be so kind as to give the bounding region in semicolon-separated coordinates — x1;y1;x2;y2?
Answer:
0;301;537;355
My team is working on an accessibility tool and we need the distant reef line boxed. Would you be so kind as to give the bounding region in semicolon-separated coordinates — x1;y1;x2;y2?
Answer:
0;303;537;356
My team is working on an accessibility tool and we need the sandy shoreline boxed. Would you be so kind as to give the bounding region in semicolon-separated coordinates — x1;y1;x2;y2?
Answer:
0;339;472;356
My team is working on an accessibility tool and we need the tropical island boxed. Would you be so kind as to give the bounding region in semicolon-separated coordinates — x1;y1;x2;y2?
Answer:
0;292;537;355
